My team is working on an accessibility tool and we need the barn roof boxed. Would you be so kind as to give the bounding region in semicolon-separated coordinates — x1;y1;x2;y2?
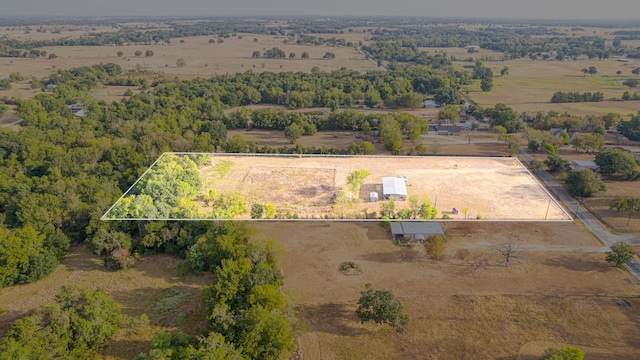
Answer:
390;222;444;236
382;177;407;196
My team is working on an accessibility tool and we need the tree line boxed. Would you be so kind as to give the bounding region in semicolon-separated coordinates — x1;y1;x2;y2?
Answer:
550;91;604;103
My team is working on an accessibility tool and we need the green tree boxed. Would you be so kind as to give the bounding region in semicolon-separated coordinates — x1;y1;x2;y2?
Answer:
134;50;143;57
425;235;446;260
595;148;639;180
500;66;510;77
210;192;247;219
347;169;371;197
117;51;123;57
588;66;598;76
284;123;303;143
544;155;569;172
0;285;120;359
356;284;408;329
252;51;261;58
323;52;335;59
437;105;460;122
564;169;606;198
301;51;309;59
380;197;396;219
222;135;247;153
361;141;374;155
364;88;382;108
480;77;493;92
605;241;635;268
250;203;264;219
289;52;296;59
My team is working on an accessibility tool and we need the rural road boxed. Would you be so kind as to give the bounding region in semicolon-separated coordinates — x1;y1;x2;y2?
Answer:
518;149;640;279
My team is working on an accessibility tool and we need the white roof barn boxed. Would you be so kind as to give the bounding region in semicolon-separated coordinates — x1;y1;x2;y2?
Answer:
382;177;407;201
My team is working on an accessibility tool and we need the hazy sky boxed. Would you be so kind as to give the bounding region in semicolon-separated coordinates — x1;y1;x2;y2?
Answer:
3;0;639;20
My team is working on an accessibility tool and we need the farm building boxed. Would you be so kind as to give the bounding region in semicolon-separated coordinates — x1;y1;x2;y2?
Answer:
569;160;599;171
382;177;407;201
390;222;444;242
428;125;461;135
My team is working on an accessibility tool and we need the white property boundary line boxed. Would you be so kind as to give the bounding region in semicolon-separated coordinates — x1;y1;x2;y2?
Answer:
101;153;574;222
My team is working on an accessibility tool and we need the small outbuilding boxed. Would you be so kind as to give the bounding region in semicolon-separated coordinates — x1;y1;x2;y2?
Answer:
569;160;599;172
369;192;379;202
390;222;445;243
382;177;407;201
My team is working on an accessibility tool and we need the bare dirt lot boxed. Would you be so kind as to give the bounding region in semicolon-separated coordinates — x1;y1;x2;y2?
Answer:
255;221;640;360
191;154;570;221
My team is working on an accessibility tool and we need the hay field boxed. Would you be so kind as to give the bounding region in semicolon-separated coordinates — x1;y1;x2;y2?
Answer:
193;154;569;221
462;57;640;116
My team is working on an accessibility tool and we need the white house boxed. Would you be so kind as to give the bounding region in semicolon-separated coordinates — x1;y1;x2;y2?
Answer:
382;177;407;201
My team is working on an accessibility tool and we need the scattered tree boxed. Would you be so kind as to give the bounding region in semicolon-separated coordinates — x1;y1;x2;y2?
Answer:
284;123;303;143
145;50;154;57
117;51;124;57
494;240;523;267
250;203;264;219
301;51;309;59
134;50;143;57
564;169;607;198
356;283;408;330
605;241;635;268
425;235;446;260
595;148;639;180
176;58;187;67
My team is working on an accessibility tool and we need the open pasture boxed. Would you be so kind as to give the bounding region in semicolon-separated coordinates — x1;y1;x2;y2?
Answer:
0;33;377;86
462;57;640;116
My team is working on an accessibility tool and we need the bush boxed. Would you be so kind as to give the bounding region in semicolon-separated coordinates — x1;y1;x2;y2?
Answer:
339;261;362;275
541;346;584;360
425;235;446;260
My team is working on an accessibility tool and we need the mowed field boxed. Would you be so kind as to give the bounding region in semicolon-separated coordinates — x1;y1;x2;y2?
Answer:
188;155;570;221
462;57;640;116
255;221;640;360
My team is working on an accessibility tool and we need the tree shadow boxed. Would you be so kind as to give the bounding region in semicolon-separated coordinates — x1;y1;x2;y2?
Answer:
296;302;368;337
452;251;496;276
544;257;609;273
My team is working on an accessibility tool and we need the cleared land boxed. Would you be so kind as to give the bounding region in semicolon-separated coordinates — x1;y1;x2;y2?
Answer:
110;154;571;221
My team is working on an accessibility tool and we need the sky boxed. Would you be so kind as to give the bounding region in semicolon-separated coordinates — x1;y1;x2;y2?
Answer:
3;0;639;20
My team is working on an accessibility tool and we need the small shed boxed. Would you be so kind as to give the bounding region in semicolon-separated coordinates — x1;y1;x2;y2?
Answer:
390;222;445;242
369;192;379;202
422;100;440;108
382;177;407;201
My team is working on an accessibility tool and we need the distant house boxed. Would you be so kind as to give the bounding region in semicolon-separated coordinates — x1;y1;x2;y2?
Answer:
428;125;461;135
67;103;86;118
570;160;599;172
422;100;440;108
382;177;407;201
390;222;444;243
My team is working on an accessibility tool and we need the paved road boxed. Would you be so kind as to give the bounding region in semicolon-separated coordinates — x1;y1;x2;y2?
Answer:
518;149;640;278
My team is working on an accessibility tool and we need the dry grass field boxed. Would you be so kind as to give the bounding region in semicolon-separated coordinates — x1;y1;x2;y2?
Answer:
0;33;376;86
1;222;638;359
188;155;570;221
461;57;640;116
255;221;640;360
